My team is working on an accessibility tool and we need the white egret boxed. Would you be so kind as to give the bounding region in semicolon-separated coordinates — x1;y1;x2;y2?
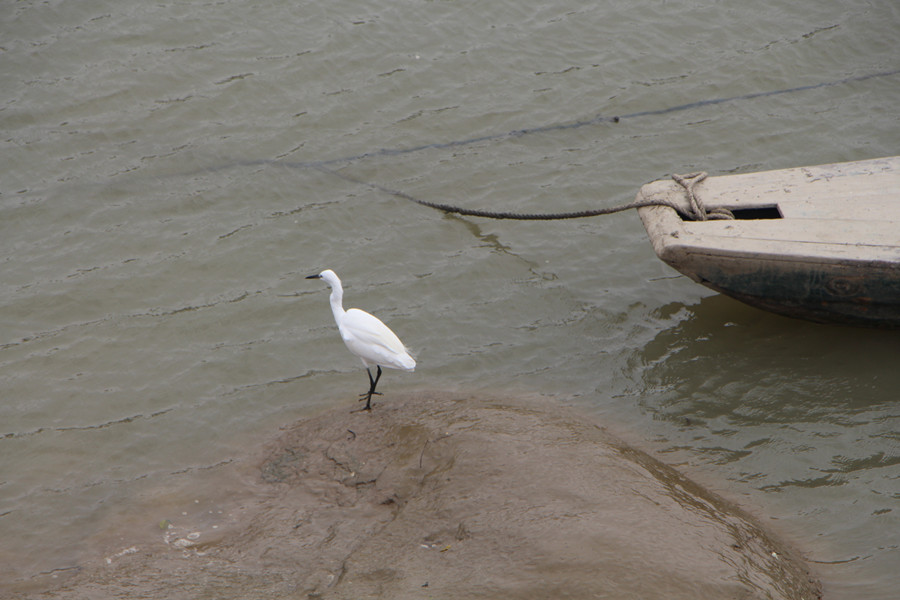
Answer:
306;269;416;410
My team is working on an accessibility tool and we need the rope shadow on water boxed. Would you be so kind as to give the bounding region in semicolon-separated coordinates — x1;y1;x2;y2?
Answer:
292;69;900;169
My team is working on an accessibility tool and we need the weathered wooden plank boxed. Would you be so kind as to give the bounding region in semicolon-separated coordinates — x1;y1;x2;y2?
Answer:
682;219;900;251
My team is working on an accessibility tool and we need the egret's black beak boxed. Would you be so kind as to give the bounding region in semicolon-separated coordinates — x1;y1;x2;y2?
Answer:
306;274;321;280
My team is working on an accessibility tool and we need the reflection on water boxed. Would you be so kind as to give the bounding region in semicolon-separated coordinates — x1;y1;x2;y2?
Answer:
630;294;900;592
643;295;899;426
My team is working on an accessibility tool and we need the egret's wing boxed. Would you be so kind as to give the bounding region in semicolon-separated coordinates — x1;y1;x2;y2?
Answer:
340;308;415;370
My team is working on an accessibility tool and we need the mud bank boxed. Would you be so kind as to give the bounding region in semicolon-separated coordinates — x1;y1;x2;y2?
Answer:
23;394;820;599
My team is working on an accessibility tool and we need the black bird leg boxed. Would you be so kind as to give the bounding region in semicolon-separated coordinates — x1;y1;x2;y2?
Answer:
359;365;383;410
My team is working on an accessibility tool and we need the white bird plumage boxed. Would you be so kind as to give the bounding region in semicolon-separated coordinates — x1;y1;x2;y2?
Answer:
306;269;415;410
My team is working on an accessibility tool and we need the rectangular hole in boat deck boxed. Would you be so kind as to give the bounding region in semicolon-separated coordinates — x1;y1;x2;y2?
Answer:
729;205;783;220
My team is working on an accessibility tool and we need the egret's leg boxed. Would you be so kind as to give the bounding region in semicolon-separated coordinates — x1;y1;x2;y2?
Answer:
360;366;383;410
360;367;384;398
372;365;383;394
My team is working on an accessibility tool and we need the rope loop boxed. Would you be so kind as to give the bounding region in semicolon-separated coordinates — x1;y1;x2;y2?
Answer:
671;172;734;221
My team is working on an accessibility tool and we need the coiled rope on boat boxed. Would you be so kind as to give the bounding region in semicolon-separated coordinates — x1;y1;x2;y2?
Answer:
671;172;734;221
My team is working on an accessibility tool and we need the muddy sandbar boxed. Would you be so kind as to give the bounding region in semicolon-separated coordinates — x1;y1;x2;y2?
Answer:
22;394;820;599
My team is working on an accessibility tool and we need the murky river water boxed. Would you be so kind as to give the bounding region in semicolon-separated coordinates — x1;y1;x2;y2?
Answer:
2;0;898;597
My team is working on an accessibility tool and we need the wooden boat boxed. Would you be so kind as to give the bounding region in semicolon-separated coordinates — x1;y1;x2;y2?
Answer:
636;156;900;328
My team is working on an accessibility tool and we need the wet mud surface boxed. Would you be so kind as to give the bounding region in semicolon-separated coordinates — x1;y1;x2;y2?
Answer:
16;394;821;599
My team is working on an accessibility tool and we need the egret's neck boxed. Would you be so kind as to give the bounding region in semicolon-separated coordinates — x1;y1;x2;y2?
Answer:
328;285;346;322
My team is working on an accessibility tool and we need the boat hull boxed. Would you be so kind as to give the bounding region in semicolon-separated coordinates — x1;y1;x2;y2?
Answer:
672;253;900;327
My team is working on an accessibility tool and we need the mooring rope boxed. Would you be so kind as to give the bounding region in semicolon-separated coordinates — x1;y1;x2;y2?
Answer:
318;165;723;222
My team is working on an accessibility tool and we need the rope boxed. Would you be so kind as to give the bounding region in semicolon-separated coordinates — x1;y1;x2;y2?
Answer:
404;195;695;221
411;172;733;221
320;164;728;222
318;164;688;220
671;172;734;220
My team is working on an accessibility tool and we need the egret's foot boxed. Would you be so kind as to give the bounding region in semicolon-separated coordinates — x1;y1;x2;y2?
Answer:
358;391;383;401
351;394;376;412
